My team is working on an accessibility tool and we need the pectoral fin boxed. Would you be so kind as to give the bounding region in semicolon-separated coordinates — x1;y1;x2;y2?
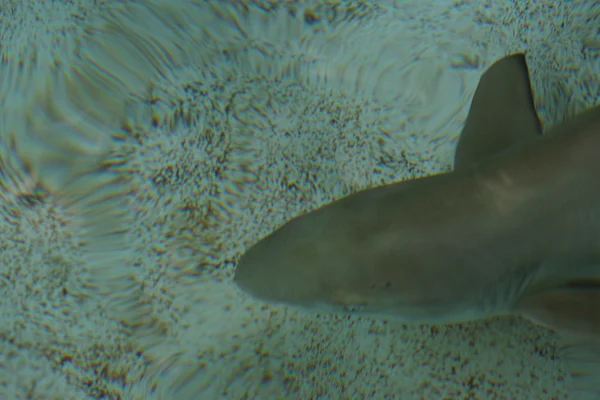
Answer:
561;338;600;399
454;53;543;169
516;284;600;398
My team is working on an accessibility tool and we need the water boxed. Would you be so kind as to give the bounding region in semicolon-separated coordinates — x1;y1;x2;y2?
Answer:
0;0;598;399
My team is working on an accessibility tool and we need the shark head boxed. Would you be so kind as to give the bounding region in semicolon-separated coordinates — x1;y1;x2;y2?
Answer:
234;210;342;310
234;202;402;314
235;172;500;322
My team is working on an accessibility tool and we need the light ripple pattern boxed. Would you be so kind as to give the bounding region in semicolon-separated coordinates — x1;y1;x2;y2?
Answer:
0;0;599;399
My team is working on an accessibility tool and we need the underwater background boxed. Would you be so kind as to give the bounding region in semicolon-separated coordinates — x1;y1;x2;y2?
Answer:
0;0;598;398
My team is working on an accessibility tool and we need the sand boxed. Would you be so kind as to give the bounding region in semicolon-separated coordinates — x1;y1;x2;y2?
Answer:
0;0;598;398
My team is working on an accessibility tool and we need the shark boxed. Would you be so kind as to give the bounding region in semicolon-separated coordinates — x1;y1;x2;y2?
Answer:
234;53;600;398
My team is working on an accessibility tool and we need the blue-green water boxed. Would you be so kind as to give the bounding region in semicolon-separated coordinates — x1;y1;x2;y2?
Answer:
0;1;598;399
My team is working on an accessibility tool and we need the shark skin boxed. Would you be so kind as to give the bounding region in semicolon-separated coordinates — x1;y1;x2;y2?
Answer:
234;54;600;397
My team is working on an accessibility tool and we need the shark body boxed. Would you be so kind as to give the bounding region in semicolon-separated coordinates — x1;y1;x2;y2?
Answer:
234;54;600;397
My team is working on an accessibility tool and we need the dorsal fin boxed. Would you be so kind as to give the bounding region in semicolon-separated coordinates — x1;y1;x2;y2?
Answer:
453;53;542;169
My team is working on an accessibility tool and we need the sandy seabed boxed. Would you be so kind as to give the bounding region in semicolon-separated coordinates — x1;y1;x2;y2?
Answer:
0;1;598;399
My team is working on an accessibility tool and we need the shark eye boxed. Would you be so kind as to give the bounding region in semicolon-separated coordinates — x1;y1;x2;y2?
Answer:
343;304;368;312
370;281;393;290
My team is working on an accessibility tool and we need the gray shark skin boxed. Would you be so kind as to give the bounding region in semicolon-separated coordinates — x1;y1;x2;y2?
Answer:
234;54;600;397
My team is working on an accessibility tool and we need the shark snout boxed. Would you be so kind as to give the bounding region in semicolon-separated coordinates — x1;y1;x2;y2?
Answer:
233;244;270;298
234;232;328;307
234;240;299;302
